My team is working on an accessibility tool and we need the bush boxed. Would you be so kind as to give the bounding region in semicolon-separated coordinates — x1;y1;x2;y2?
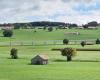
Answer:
81;41;86;47
96;38;100;44
43;26;46;30
10;48;18;59
48;27;53;32
61;48;77;61
3;29;13;37
63;39;69;45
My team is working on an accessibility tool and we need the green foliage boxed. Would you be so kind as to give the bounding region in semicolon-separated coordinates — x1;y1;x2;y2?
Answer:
96;38;100;44
61;48;77;61
3;29;13;37
14;23;20;29
81;41;86;47
10;48;18;59
63;39;69;45
43;26;46;30
48;27;53;32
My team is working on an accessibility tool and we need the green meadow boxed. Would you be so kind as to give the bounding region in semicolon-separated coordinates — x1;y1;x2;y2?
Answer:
0;28;100;80
0;28;100;42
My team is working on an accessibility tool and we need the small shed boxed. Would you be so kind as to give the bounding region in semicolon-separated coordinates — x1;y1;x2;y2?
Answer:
31;55;48;65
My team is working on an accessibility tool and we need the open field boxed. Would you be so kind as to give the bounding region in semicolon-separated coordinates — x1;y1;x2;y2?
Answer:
0;28;100;80
0;27;100;42
0;45;100;80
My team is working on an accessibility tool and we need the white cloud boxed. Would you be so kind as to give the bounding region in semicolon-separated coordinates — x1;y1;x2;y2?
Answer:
0;0;100;24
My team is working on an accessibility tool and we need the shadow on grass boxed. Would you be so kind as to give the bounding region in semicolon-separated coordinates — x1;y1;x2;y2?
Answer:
28;63;32;65
53;59;67;62
27;63;46;66
7;57;27;60
73;60;100;62
53;59;100;62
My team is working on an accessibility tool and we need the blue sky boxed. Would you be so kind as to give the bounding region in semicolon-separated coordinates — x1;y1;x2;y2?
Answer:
0;0;100;25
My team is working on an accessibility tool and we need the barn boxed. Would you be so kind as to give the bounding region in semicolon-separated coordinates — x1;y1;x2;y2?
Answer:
31;55;48;65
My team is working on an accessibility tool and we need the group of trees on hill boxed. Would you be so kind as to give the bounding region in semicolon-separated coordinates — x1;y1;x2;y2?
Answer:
83;21;98;28
0;21;99;29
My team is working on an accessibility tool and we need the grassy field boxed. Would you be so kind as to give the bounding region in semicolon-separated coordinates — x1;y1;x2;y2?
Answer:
0;28;100;80
0;45;100;80
0;27;100;42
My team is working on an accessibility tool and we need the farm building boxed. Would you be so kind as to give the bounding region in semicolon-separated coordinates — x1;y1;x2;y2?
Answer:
31;55;48;65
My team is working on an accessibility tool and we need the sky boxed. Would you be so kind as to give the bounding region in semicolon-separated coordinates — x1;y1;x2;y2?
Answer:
0;0;100;25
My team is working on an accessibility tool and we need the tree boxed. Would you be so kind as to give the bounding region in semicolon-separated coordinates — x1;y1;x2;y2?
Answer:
63;39;69;45
96;38;100;44
83;24;88;29
13;23;20;29
48;27;53;32
10;48;18;59
88;21;98;27
81;41;86;47
43;26;46;30
61;48;76;61
3;29;13;37
56;27;58;30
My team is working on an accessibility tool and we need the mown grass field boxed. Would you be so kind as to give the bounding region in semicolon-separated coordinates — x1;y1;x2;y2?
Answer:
0;45;100;80
0;27;100;42
0;28;100;80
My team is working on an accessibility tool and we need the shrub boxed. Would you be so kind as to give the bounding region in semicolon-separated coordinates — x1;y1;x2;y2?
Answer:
63;39;69;45
61;48;77;61
3;29;13;37
34;30;37;32
96;38;100;44
81;41;86;47
43;26;46;30
48;27;53;32
10;48;18;59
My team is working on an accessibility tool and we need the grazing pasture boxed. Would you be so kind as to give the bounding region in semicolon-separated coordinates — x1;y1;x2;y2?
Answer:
0;27;100;80
0;45;100;80
0;28;100;42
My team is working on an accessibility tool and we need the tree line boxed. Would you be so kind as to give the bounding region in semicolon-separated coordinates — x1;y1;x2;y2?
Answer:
0;21;99;29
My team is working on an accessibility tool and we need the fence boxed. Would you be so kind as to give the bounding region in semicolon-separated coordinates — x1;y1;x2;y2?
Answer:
0;40;96;46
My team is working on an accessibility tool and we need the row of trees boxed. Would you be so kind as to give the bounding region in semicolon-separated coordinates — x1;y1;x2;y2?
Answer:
83;21;98;29
63;39;100;46
0;21;98;29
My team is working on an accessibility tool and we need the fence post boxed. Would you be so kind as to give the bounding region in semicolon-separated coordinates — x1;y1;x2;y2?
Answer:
10;42;12;46
32;41;34;46
53;41;56;45
20;42;23;46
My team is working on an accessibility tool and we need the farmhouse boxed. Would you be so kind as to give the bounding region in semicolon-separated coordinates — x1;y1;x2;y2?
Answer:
31;55;48;65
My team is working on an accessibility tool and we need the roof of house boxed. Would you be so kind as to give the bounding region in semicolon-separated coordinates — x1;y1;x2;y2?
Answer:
33;54;48;60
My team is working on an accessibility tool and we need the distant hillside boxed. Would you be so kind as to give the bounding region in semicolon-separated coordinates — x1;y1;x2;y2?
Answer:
0;21;99;29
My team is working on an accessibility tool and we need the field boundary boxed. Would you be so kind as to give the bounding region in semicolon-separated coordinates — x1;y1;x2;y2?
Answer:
0;40;96;46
